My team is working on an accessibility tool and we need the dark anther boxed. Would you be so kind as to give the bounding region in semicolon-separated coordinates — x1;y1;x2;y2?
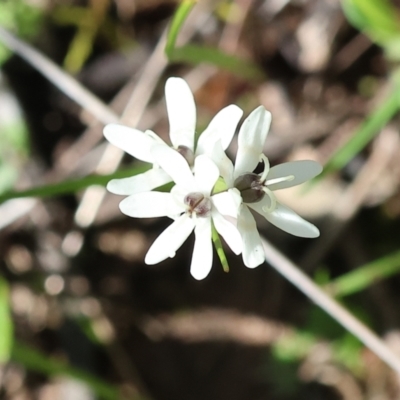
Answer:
184;192;212;217
177;145;194;166
234;173;265;203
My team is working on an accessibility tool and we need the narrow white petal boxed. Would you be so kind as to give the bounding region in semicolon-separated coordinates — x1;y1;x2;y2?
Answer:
237;206;265;268
107;169;171;195
194;155;219;195
249;202;320;238
119;192;184;218
145;214;195;265
151;144;196;190
212;211;242;255
210;141;234;187
190;217;213;280
103;124;156;163
267;160;323;191
212;189;242;218
234;106;272;178
196;105;243;154
245;195;274;213
165;77;196;150
170;184;189;205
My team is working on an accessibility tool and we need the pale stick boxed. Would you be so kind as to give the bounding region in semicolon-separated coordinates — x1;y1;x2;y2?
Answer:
0;27;118;125
262;237;400;374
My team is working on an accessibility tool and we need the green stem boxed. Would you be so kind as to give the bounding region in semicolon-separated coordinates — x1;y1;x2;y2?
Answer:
0;165;149;204
324;250;400;298
323;87;400;175
165;0;196;57
211;222;230;273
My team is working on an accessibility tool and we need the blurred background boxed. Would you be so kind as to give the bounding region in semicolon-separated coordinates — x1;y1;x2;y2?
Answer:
1;0;400;399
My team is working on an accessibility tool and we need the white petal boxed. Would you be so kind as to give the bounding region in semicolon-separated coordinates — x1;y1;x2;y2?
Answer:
212;211;242;255
196;105;243;154
165;77;196;150
249;202;320;238
190;217;213;280
212;189;242;218
246;194;274;212
194;155;219;195
145;214;195;264
267;160;323;191
170;184;188;205
237;206;265;268
210;141;235;187
119;192;184;218
151;144;195;190
107;168;171;195
234;106;272;178
103;124;156;163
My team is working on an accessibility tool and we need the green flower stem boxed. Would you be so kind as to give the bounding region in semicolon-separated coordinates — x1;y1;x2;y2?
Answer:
211;177;228;195
211;222;229;273
0;276;12;363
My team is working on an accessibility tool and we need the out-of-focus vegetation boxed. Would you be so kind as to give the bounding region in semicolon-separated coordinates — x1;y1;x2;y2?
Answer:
1;0;400;399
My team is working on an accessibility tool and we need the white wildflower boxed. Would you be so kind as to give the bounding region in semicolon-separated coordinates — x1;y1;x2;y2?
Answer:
212;106;322;269
103;77;243;195
118;145;242;280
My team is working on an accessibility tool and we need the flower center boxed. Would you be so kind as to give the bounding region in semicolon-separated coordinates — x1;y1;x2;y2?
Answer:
184;192;212;218
233;173;265;203
177;145;194;166
233;154;294;213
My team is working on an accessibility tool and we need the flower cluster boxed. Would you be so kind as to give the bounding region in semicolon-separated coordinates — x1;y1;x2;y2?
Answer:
103;77;322;279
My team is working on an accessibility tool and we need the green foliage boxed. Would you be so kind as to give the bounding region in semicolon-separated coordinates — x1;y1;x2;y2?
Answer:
333;333;363;374
324;250;400;298
0;277;13;364
316;84;400;179
53;1;110;73
165;0;196;58
0;120;29;194
0;0;43;65
11;341;125;400
0;165;149;204
273;331;315;362
165;1;264;80
170;44;264;80
314;1;400;179
341;0;400;60
263;353;300;397
305;306;347;339
271;307;364;374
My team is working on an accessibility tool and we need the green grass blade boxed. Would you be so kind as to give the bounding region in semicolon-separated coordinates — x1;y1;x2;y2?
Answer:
342;0;400;34
170;44;264;80
165;0;196;57
0;276;13;364
320;87;400;177
11;340;123;400
341;0;400;59
165;1;263;80
324;250;400;298
342;0;400;44
0;165;149;204
211;222;229;273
